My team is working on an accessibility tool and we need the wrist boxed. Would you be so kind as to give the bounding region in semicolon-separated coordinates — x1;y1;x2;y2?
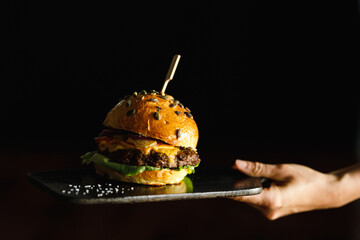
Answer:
324;172;344;208
327;166;360;208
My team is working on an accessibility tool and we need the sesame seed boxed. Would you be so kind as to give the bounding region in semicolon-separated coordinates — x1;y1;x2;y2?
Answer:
126;109;136;116
153;112;161;120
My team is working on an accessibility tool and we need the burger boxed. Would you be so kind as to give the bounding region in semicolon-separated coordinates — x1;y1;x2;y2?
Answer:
81;90;200;186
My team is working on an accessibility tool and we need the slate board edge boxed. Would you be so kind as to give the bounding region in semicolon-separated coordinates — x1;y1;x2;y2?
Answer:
69;187;263;205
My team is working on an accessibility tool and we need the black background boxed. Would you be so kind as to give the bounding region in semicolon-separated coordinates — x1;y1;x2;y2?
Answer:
1;1;360;239
2;0;359;154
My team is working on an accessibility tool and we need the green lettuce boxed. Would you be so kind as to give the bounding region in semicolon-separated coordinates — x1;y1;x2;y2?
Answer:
183;177;193;193
81;152;198;176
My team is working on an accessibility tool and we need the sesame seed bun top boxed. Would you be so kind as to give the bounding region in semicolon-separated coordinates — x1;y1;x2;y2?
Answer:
103;90;199;149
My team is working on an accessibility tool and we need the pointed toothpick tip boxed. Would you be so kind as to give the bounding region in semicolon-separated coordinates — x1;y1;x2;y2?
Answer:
161;54;181;95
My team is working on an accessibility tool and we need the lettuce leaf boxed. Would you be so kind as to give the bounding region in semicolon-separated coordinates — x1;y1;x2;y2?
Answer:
81;152;198;176
183;177;193;193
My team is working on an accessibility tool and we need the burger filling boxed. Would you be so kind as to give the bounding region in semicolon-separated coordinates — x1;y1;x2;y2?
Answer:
81;128;200;176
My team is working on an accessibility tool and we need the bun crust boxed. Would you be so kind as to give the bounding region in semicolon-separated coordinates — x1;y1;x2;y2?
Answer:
94;164;190;186
103;93;198;149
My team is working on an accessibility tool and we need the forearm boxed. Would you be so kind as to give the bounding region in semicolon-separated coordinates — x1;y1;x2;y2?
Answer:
330;163;360;208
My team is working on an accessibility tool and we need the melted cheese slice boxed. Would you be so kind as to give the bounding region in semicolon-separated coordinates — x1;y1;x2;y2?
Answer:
98;139;180;167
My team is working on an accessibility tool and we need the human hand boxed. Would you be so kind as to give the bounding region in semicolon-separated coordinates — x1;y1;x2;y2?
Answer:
232;159;341;220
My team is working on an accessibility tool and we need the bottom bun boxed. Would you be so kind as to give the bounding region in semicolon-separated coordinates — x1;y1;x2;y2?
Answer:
94;164;190;186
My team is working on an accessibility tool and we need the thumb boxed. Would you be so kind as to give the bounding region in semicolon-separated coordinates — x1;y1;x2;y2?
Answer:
235;159;285;181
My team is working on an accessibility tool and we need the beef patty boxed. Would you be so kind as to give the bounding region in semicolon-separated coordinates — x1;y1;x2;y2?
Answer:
99;147;200;169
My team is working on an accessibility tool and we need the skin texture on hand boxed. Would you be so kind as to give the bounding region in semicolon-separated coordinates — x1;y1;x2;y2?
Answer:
232;159;359;220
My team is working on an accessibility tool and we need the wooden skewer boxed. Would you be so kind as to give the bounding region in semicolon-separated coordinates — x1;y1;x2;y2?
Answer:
161;54;181;95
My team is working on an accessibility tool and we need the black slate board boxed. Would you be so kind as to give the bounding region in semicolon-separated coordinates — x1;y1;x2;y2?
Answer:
27;165;263;204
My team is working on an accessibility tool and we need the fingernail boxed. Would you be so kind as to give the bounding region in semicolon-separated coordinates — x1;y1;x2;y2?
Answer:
235;159;248;169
